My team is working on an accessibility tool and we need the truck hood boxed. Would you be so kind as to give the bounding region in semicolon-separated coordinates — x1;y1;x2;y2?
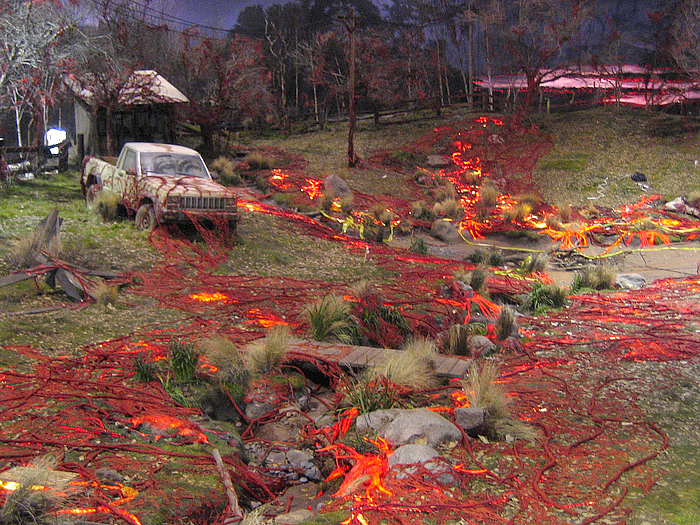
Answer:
138;175;235;199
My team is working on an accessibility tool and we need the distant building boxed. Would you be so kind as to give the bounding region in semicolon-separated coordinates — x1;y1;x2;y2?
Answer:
65;69;189;157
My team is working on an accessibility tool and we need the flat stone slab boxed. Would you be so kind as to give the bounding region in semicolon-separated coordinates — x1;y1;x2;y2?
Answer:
286;339;472;379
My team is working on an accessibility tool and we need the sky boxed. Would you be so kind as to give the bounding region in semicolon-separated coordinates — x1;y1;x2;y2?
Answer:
169;0;281;31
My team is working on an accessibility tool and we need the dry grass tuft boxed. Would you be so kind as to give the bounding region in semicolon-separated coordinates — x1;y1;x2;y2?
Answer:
304;294;355;343
461;362;538;442
479;180;500;208
365;340;437;391
198;335;248;382
91;279;119;307
244;325;291;374
432;198;465;220
495;305;518;341
0;456;77;525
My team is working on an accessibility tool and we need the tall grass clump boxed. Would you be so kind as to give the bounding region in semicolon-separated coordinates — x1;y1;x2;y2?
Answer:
521;282;568;312
495;305;517;341
94;190;120;221
520;253;548;274
462;362;537;442
479;180;500;209
343;375;403;414
469;268;488;292
304;294;355;343
362;338;438;391
91;279;119;307
198;335;249;384
245;153;273;170
570;264;616;292
441;323;472;356
169;341;200;382
244;325;291;374
432;198;465;220
134;353;157;382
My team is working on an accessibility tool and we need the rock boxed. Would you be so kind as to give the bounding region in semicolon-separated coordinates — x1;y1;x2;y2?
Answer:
245;400;275;420
631;171;647;182
426;155;451;168
324;173;352;200
616;273;647;290
454;406;485;431
274;509;315;525
355;408;404;433
382;408;462;447
467;335;495;358
431;219;462;244
388;444;439;467
286;449;314;468
388;444;456;485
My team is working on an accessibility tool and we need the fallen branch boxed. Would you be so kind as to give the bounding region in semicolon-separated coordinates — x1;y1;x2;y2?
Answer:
212;447;244;524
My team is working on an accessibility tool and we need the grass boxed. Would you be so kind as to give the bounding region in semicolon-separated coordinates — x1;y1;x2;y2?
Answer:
304;294;356;344
244;325;291;374
169;341;200;382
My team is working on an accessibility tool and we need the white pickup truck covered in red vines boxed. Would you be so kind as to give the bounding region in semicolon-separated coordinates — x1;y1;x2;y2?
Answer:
80;142;238;232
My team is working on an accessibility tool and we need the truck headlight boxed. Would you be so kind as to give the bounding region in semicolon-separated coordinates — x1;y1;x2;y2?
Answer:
165;195;180;209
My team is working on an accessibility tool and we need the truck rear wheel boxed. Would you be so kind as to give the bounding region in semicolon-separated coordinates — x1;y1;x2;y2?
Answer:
135;203;156;231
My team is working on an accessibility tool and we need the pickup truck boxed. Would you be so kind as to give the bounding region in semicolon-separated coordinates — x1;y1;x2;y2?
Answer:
80;142;238;232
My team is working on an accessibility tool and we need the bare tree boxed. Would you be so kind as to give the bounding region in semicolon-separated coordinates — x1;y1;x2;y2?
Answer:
0;0;82;148
490;0;593;114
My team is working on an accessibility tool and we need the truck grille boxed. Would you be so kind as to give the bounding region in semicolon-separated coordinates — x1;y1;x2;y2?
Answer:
181;196;230;210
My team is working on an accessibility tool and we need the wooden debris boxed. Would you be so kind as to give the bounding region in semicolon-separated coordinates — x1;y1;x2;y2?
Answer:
212;448;244;524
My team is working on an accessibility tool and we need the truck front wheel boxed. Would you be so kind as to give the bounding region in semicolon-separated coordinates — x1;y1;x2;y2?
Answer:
135;203;156;231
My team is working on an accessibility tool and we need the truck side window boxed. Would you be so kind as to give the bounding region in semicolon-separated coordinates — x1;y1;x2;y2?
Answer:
122;150;137;174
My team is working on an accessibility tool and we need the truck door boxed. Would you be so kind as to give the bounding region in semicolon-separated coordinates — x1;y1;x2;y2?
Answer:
118;149;139;211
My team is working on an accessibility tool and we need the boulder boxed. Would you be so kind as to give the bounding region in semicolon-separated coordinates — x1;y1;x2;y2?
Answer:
616;273;647;290
454;406;485;432
383;408;462;447
431;219;462;244
388;444;456;485
358;408;462;447
324;173;352;200
468;335;495;358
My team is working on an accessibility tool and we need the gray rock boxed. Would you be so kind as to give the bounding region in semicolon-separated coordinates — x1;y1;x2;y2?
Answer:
245;400;274;420
426;155;451;168
468;335;495;358
388;444;439;467
454;406;484;431
324;173;352;200
355;408;404;433
286;449;314;468
616;273;647;290
382;408;462;447
388;444;456;485
431;219;462;244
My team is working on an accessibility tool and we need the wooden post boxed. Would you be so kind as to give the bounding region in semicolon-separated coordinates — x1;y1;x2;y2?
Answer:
339;11;359;167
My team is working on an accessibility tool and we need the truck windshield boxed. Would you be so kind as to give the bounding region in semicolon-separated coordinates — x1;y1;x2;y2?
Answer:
140;153;209;178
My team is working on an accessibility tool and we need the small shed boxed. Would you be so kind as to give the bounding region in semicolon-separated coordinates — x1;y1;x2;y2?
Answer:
68;70;189;157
